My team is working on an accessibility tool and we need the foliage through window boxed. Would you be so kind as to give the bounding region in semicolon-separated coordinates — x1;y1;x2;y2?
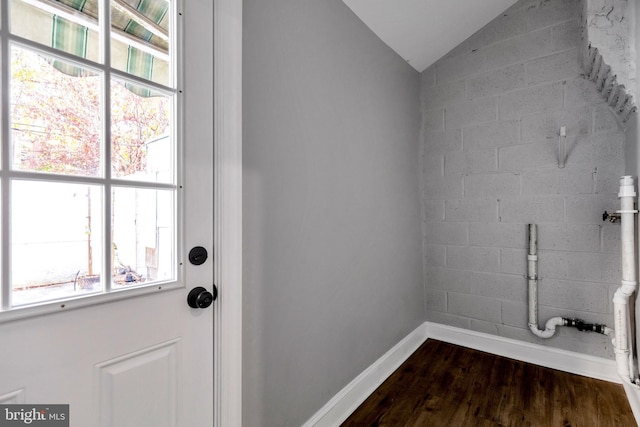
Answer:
2;0;178;312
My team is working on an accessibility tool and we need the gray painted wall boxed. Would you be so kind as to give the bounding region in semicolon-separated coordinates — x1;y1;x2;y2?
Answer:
243;0;423;425
421;0;625;358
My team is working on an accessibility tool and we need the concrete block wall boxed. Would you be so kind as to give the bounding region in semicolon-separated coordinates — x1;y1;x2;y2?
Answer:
421;0;625;358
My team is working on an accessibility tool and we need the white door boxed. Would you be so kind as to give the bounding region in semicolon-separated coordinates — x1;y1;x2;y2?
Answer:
0;1;215;426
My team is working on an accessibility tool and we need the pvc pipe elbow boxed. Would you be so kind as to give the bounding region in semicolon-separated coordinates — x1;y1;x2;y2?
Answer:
614;287;635;307
621;280;637;296
529;317;563;339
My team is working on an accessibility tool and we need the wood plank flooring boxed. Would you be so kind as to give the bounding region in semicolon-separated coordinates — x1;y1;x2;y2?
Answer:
342;340;636;426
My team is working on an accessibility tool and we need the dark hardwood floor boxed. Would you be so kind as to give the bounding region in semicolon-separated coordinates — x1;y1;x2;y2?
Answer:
342;340;636;426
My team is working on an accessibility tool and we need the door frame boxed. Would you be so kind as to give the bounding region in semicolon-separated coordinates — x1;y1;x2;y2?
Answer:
213;0;243;425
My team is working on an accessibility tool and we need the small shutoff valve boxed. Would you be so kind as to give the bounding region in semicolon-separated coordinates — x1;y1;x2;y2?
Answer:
603;211;622;223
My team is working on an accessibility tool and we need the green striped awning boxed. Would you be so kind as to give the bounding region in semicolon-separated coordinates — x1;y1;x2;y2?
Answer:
51;0;169;95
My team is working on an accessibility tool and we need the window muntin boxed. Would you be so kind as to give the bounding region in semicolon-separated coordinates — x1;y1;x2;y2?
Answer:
2;0;179;313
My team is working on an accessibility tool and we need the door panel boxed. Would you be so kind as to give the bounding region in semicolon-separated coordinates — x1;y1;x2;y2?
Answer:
0;0;214;425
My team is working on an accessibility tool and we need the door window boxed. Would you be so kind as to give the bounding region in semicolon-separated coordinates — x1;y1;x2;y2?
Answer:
2;0;179;315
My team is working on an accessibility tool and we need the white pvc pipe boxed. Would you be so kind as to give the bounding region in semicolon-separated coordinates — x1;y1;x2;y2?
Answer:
527;223;564;338
613;176;638;382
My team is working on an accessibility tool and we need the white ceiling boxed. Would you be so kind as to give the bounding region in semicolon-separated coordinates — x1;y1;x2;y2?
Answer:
342;0;519;72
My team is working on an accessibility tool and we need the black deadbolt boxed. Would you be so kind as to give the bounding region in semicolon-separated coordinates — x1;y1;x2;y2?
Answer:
188;246;208;265
187;286;217;309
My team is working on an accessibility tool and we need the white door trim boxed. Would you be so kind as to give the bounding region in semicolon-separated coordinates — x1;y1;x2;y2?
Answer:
213;0;243;425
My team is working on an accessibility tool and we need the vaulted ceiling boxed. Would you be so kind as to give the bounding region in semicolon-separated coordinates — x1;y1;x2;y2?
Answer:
342;0;519;72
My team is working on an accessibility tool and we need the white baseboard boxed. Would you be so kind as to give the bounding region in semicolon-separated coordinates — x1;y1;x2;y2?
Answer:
623;382;640;425
303;321;623;426
424;322;620;384
301;323;428;427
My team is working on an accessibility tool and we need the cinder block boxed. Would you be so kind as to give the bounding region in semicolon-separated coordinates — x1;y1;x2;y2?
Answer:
595;166;625;195
423;129;462;154
536;223;601;252
421;79;466;111
526;0;579;31
464;173;521;197
565;194;620;223
469;222;526;248
565;77;607;107
423;221;468;245
463;120;520;151
538;250;620;284
426;289;447;312
501;300;528;328
447;246;500;273
423;175;463;200
522;168;594;195
466;8;528;53
521;105;592;142
445;198;498;222
445;149;497;175
485;28;552;69
467;64;526;100
423;109;445;132
593;105;620;133
427;267;526;301
436;48;487;83
446;98;498;130
424;244;446;267
425;310;471;329
423;200;445;221
499;141;557;171
601;224;620;254
447;292;502;323
551;20;580;52
499;82;564;120
525;49;581;85
499;196;565;223
538;278;609;313
563;132;624;169
422;152;443;177
500;248;527;274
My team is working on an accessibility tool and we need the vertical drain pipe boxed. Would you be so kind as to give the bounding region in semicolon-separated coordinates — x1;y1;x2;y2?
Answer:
528;224;564;338
613;176;638;382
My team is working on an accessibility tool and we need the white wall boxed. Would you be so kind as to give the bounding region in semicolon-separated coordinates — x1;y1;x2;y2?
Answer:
242;0;423;425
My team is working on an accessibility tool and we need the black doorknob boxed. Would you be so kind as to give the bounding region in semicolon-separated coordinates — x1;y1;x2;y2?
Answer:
187;286;217;309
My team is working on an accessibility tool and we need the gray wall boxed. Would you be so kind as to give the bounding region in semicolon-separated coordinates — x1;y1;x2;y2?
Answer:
243;0;423;425
421;0;625;358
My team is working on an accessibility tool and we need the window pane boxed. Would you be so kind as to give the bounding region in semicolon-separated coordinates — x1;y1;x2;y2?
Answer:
112;187;174;288
111;79;172;182
10;46;102;177
11;180;103;306
10;0;100;63
111;0;170;87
